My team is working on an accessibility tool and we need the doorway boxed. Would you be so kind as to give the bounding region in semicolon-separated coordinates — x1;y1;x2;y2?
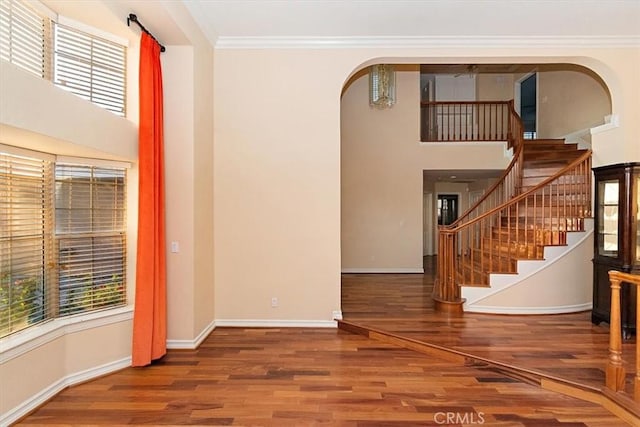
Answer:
437;194;459;226
516;73;537;139
423;192;433;256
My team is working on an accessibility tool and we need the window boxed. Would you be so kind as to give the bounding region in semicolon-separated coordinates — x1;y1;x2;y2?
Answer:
0;152;52;336
0;149;127;338
55;164;126;315
54;24;127;117
0;0;51;78
0;0;126;116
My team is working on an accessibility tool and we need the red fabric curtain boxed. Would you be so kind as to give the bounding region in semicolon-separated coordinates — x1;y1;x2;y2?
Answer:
132;33;167;367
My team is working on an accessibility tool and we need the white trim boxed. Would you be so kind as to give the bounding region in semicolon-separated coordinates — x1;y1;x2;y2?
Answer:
0;143;56;162
591;114;620;135
562;126;593;150
166;320;216;349
465;302;592;315
56;155;132;169
57;15;129;46
0;356;131;427
215;35;640;50
214;319;337;328
0;306;133;363
332;310;343;321
341;268;424;274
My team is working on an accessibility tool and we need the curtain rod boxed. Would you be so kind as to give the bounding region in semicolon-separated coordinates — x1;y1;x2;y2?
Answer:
127;13;166;52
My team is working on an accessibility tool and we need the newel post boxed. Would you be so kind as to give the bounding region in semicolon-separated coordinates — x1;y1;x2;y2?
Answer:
606;273;626;392
433;229;465;314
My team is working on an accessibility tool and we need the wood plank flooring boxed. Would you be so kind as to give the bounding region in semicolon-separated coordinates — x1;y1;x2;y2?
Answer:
340;257;637;395
15;256;638;425
18;328;630;426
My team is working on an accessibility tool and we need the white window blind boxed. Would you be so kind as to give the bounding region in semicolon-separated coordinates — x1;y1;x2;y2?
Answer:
55;164;126;315
0;149;128;338
54;24;127;117
0;0;127;117
0;0;52;78
0;152;53;336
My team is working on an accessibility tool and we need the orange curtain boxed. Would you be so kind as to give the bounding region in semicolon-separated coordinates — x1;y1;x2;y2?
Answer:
132;32;166;367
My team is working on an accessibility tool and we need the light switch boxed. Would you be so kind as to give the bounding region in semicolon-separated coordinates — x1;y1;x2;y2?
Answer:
171;241;179;253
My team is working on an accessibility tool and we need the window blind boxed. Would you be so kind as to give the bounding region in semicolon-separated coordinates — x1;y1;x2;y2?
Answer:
0;152;53;336
54;24;127;117
0;0;51;78
1;0;128;117
55;164;126;315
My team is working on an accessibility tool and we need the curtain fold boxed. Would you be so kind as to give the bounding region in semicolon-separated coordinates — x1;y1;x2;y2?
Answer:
132;32;166;367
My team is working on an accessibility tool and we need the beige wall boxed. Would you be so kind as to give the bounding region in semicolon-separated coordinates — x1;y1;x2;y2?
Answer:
476;73;515;101
213;49;344;321
163;46;197;340
0;62;137;161
192;43;215;338
160;0;215;340
537;67;611;138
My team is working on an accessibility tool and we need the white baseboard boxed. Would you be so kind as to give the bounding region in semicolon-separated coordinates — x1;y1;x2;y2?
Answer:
166;319;216;349
341;268;424;274
1;356;131;426
464;302;592;315
215;319;337;328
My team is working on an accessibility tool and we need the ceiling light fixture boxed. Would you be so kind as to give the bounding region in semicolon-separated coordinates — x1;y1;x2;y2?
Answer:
369;64;396;109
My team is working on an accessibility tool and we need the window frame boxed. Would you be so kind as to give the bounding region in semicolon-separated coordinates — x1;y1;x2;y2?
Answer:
0;144;130;340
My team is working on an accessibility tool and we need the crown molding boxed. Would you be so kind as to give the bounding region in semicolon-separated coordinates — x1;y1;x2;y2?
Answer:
215;35;640;49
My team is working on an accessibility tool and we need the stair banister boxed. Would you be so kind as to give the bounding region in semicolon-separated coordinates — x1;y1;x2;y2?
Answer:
434;142;592;312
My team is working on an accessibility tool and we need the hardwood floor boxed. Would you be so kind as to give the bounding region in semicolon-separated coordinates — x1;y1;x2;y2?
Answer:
19;328;629;426
341;257;637;393
15;256;637;425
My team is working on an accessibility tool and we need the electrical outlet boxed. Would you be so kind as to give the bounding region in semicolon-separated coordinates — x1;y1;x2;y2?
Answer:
271;297;278;308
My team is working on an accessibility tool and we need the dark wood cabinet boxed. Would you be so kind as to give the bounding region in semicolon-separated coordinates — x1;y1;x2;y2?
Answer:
592;163;640;338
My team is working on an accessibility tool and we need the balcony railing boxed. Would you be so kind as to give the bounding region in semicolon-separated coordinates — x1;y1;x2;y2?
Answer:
421;101;514;143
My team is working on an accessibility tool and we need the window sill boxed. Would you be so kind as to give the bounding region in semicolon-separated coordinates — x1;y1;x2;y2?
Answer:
0;306;133;364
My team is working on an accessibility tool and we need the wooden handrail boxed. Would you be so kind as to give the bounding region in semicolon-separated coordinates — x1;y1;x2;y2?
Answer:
607;270;640;401
447;150;592;233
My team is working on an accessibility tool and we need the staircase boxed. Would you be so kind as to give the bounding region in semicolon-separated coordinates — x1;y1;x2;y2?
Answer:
433;108;592;313
456;139;591;288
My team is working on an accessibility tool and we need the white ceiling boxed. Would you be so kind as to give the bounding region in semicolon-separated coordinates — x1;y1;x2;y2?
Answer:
41;1;640;49
185;0;640;46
